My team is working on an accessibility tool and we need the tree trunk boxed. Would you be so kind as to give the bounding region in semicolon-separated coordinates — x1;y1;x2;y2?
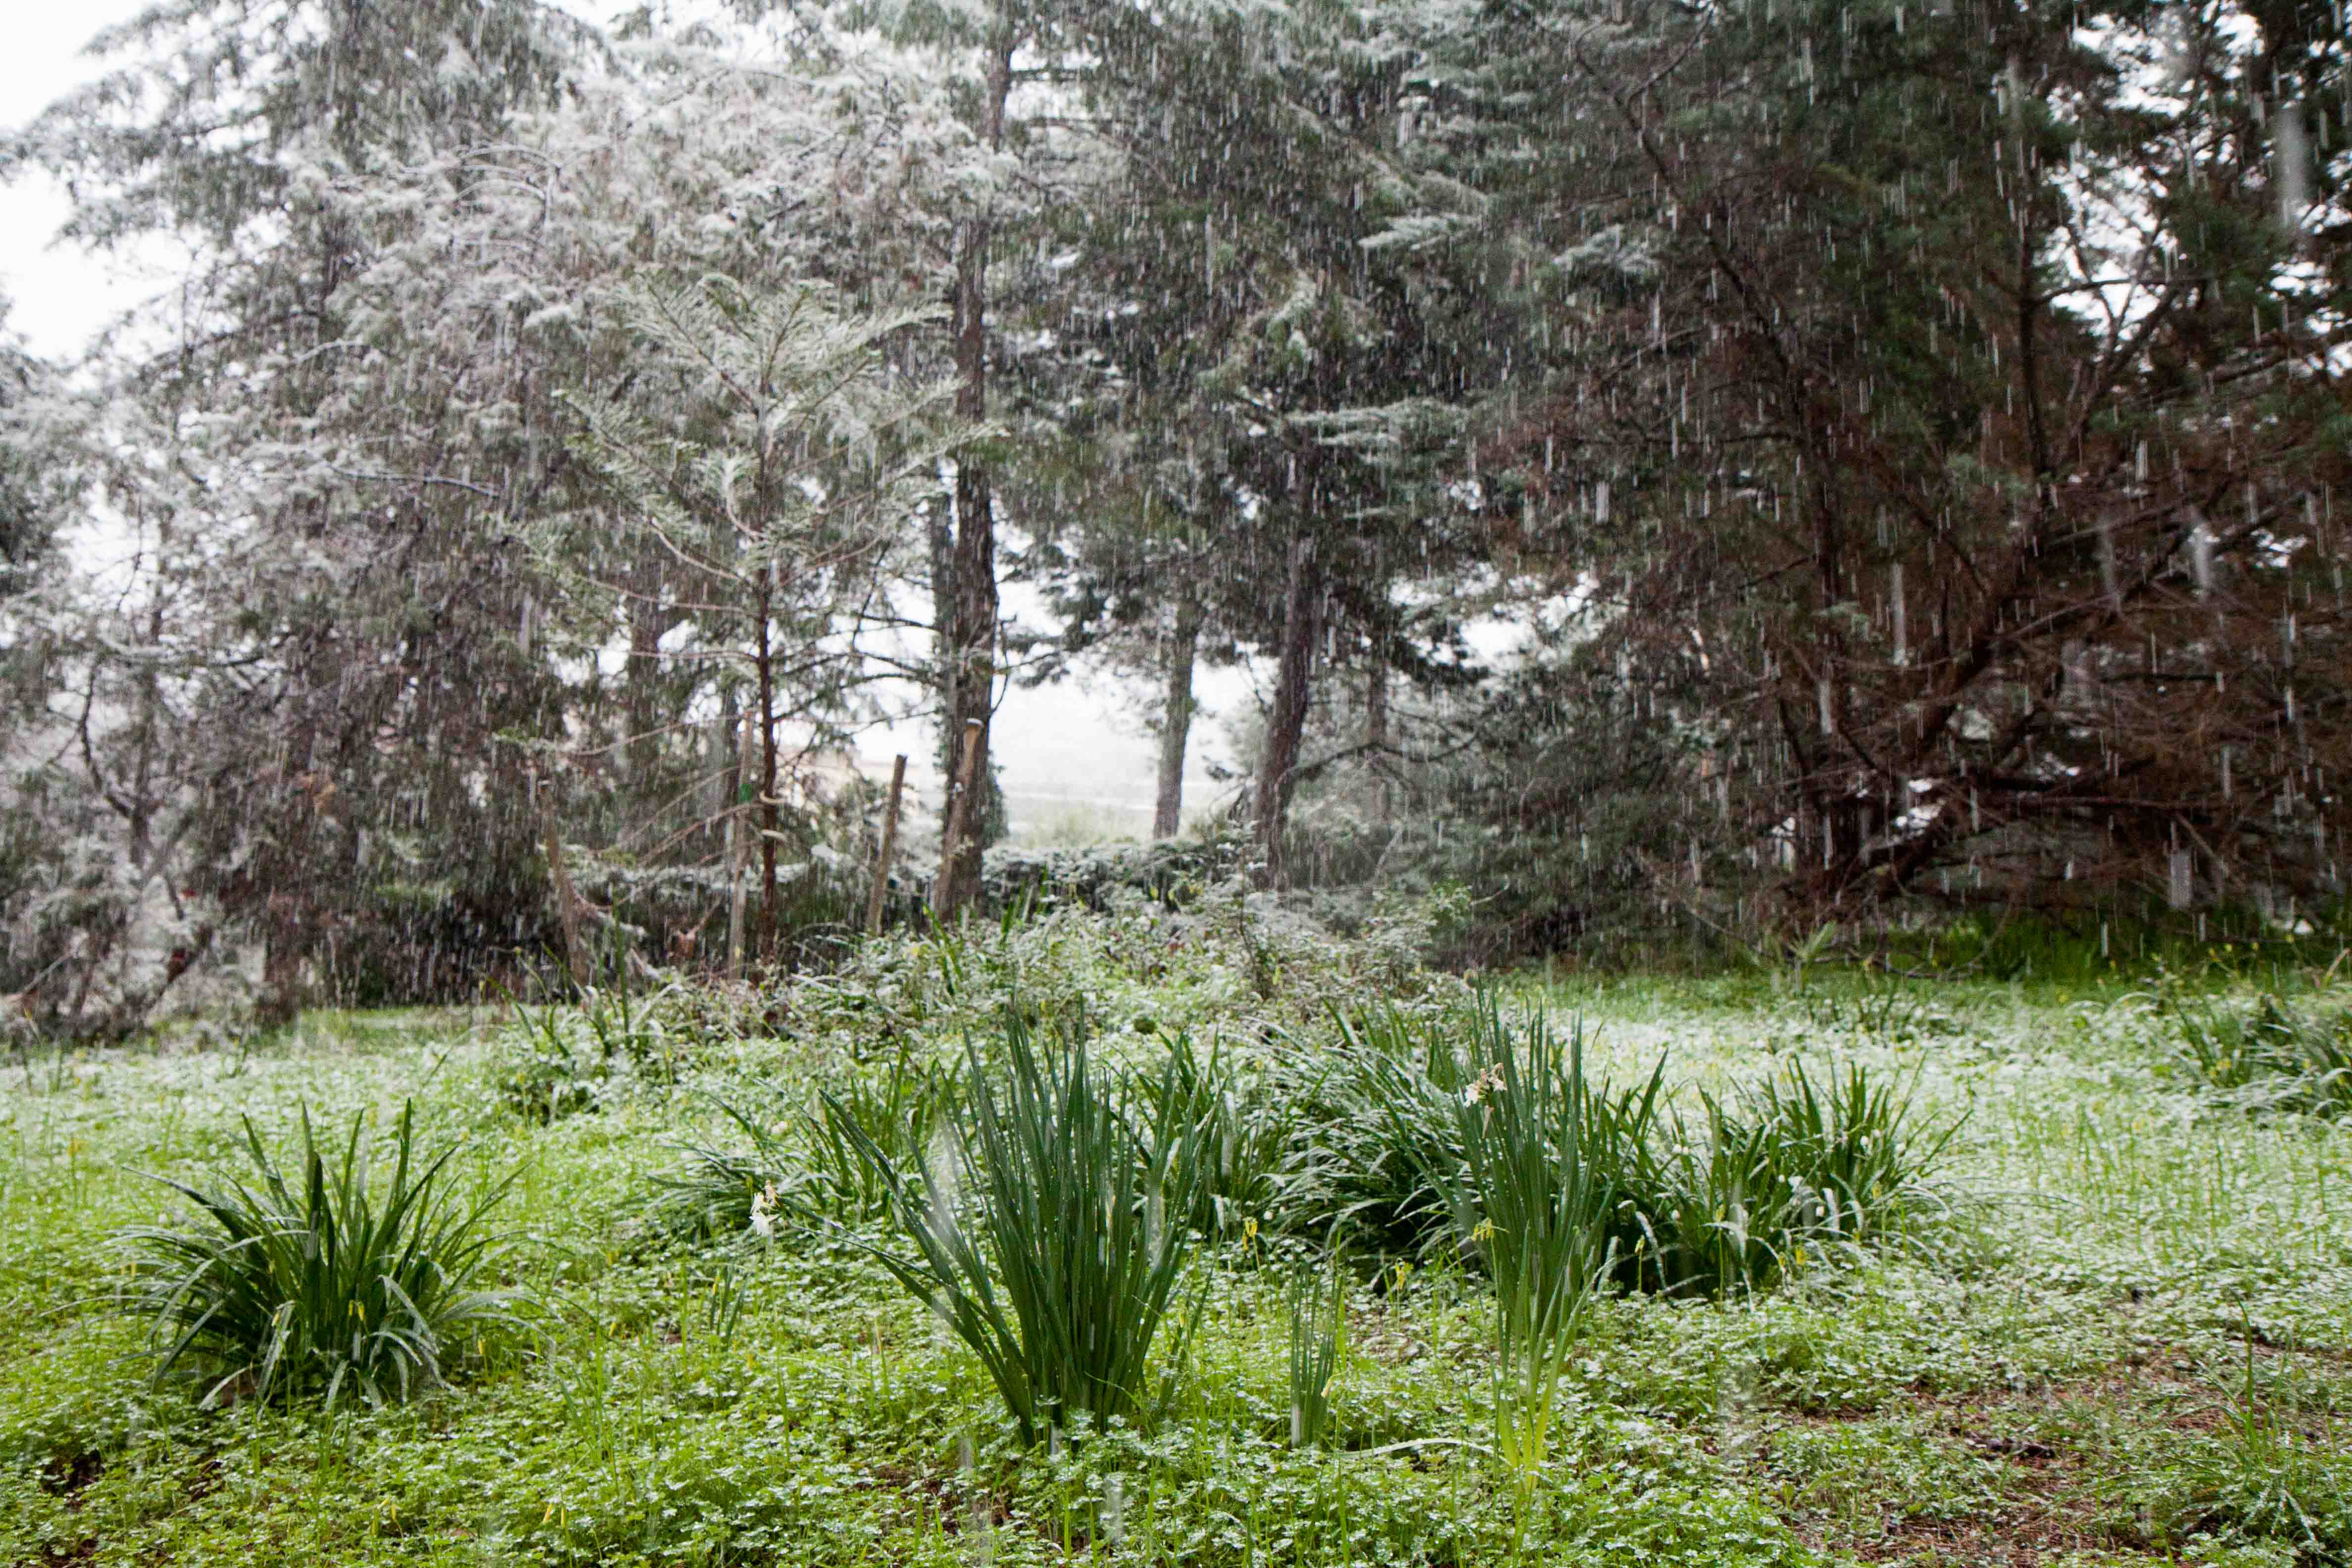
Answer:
867;754;909;935
1364;647;1390;825
932;34;1016;920
252;907;301;1026
716;683;741;857
755;566;779;955
544;816;588;989
1153;592;1203;839
728;716;750;980
726;805;746;982
934;452;997;918
1253;535;1323;889
624;556;666;785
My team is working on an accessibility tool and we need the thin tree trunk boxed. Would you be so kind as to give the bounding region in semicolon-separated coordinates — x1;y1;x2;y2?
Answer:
128;598;164;867
1153;593;1203;839
1364;647;1390;825
932;33;1016;919
624;556;665;785
934;455;996;916
867;754;908;935
726;804;746;982
1254;535;1323;889
727;716;749;980
927;492;955;706
937;721;987;919
716;684;741;857
755;567;779;956
544;817;588;988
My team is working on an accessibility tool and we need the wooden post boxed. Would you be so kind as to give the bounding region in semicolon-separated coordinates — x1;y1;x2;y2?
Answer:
866;754;909;936
544;819;589;989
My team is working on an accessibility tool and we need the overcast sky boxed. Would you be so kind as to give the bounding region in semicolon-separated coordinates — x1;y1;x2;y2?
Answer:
0;4;1249;836
1;5;148;360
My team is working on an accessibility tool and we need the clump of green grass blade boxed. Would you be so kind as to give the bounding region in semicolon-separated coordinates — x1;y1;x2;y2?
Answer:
654;1053;955;1239
1274;1001;1477;1259
2166;990;2352;1118
830;1010;1211;1446
648;1094;794;1241
1137;1031;1299;1238
1642;1057;1962;1296
113;1102;519;1410
1285;1256;1346;1449
2120;1329;2352;1565
494;993;608;1124
2157;1418;2352;1564
1431;1006;1663;1483
1316;998;1957;1299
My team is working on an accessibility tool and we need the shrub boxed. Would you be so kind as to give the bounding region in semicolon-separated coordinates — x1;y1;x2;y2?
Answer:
979;828;1248;915
833;1011;1210;1444
115;1103;517;1408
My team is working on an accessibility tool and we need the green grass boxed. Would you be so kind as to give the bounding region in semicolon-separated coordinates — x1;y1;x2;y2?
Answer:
1;914;2349;1566
2161;991;2352;1119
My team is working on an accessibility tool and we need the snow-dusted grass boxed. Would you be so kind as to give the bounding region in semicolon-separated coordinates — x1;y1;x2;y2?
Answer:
2;924;2348;1566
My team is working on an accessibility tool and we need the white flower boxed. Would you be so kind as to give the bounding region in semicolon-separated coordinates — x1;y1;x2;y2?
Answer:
749;1180;781;1239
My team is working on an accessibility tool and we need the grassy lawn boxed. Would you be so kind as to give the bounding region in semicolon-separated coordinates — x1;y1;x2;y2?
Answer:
3;912;2348;1567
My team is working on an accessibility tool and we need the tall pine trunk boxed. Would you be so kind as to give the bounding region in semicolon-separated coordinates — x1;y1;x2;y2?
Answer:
1153;592;1203;839
932;236;998;918
932;35;1016;920
624;557;666;786
1253;536;1322;888
755;566;779;954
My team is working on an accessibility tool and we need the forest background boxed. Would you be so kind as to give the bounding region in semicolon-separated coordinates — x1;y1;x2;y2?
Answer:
0;0;2346;1034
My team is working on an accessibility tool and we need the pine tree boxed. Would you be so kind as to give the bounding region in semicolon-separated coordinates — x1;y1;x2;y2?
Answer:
1057;0;1503;885
555;274;960;954
1448;0;2352;924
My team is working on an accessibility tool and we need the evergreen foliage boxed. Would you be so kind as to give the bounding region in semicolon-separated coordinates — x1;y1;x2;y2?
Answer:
3;0;2349;1008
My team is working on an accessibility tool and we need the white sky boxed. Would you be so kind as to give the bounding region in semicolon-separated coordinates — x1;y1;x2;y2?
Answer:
0;5;150;360
0;2;1246;836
